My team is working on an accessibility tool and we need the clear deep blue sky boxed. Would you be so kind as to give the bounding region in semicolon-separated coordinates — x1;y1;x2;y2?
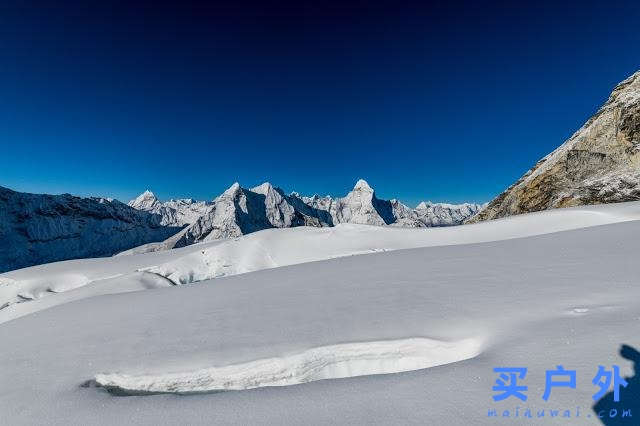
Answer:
1;1;639;206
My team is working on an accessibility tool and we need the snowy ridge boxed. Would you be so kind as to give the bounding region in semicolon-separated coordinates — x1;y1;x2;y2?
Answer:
128;190;211;227
0;186;181;273
91;337;482;395
414;201;485;226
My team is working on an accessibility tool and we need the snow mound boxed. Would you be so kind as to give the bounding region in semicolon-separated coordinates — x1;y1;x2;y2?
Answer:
90;337;482;395
0;273;90;309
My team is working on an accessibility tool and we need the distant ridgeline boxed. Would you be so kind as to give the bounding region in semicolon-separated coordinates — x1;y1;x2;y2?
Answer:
127;179;484;249
0;180;482;272
0;186;182;273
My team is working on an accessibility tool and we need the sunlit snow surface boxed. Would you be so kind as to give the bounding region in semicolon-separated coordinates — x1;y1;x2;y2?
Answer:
1;202;640;424
2;202;638;322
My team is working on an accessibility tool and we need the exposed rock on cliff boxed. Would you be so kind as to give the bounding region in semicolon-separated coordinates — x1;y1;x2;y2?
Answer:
469;71;640;222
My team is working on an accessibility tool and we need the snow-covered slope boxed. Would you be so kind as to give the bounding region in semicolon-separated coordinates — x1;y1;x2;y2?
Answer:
0;186;181;273
129;190;211;226
2;201;638;323
1;208;639;424
470;70;640;222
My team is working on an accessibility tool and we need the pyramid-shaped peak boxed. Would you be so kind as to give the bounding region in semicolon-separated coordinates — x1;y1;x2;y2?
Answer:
251;182;276;194
138;189;156;199
220;182;242;198
129;189;159;208
353;179;373;191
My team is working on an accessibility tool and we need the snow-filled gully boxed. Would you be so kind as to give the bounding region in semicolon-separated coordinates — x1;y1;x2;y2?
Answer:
87;337;482;395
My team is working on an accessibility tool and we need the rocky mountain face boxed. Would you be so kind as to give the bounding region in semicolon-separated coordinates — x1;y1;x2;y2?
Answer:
128;190;211;226
469;70;640;223
0;186;181;273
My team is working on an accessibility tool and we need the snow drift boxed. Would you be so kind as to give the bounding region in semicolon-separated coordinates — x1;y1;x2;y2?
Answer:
91;337;482;395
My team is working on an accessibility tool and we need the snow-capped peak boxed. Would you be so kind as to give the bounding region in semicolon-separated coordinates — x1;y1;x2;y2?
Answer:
220;182;242;199
129;189;159;210
353;179;373;192
251;182;277;195
128;189;212;227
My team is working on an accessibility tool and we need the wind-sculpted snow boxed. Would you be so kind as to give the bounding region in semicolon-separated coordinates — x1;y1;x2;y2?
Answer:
90;337;482;395
0;186;181;273
0;240;220;322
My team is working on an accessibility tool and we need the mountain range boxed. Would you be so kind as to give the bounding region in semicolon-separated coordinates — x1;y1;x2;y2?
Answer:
128;179;484;250
0;180;482;272
3;69;639;272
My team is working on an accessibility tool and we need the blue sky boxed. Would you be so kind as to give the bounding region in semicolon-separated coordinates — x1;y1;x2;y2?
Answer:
1;1;639;206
